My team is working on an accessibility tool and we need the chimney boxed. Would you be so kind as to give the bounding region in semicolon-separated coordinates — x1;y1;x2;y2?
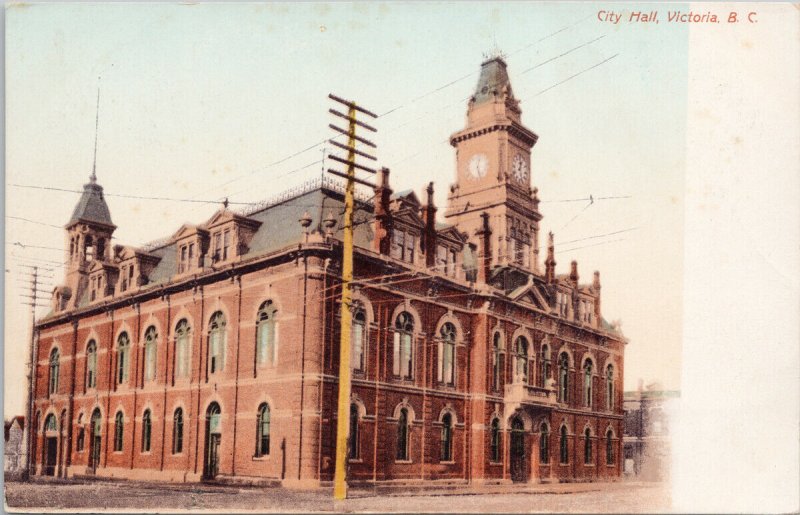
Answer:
373;167;393;255
475;212;492;284
569;260;579;287
593;271;602;319
545;232;556;284
424;182;437;268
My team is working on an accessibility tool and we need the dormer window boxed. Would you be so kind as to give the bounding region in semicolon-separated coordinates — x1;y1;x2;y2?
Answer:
391;229;417;264
435;245;459;277
557;291;571;318
211;229;232;263
178;242;196;274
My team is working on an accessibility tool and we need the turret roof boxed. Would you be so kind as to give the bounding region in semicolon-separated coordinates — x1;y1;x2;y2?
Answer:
68;179;114;228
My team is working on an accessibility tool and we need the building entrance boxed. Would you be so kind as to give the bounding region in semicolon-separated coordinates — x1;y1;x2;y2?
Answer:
510;417;527;483
203;403;222;480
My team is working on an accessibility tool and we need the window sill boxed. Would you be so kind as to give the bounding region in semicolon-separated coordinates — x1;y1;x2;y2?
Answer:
141;451;152;456
348;459;363;464
584;463;595;467
252;456;270;461
440;461;456;465
606;463;616;467
559;463;569;466
489;461;502;466
171;452;185;457
394;459;413;464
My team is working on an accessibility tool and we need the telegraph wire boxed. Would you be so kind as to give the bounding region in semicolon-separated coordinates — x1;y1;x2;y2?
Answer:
535;53;619;97
6;216;63;229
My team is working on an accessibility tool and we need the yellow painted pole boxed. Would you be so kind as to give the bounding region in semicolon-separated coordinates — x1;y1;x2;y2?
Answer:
333;105;357;500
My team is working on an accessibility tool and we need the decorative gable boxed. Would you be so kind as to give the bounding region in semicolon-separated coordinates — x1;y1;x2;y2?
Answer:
202;208;262;264
171;224;209;275
87;259;119;302
112;245;162;294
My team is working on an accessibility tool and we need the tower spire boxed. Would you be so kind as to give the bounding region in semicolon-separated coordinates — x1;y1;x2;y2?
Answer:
90;79;100;184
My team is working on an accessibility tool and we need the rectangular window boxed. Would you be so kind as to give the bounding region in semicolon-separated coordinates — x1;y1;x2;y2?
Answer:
223;229;230;261
179;246;187;273
392;332;413;379
405;234;415;263
391;230;404;260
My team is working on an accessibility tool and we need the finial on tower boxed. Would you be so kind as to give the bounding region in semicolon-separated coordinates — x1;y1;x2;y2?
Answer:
90;78;101;184
223;197;229;209
482;35;506;61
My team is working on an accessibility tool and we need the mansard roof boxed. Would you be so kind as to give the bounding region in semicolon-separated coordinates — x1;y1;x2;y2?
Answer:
68;180;115;228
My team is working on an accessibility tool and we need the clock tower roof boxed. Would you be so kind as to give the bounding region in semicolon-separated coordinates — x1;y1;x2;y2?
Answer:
472;56;514;106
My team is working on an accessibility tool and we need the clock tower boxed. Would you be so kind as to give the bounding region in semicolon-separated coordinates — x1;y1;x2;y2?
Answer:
445;56;543;273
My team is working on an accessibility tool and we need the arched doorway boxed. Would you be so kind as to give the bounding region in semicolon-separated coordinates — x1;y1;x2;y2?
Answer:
510;417;527;483
203;402;222;480
42;414;58;476
89;409;102;473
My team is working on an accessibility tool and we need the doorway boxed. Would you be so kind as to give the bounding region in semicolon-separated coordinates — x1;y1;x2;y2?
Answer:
89;409;102;473
203;402;222;480
44;438;58;476
510;417;527;483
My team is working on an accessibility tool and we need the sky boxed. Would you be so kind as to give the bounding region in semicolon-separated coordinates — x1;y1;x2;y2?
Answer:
4;2;688;417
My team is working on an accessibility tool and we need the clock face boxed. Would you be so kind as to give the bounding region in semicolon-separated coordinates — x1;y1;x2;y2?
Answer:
467;153;488;179
512;154;528;182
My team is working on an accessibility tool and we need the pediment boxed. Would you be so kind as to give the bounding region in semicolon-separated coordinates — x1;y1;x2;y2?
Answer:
393;209;425;229
204;208;262;232
437;225;468;244
171;223;207;242
511;282;549;310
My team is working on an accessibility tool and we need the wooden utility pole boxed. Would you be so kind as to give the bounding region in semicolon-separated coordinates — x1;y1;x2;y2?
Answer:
21;265;48;478
327;93;377;500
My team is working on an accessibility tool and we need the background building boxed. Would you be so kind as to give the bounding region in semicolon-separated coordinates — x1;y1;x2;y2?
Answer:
29;57;626;487
5;416;26;480
623;382;679;481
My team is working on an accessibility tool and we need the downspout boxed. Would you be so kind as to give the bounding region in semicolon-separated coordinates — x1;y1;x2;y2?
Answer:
231;273;243;476
160;294;171;472
66;318;79;477
104;308;115;468
297;246;309;480
130;303;141;470
193;284;205;476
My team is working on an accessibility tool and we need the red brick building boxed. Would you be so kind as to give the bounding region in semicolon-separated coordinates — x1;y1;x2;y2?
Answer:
30;57;626;487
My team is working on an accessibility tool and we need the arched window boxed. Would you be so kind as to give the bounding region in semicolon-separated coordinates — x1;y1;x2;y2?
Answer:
117;333;130;384
558;353;570;403
539;423;550;463
48;348;60;395
172;408;184;454
438;322;457;386
143;327;157;382
256;403;270;457
348;403;360;460
440;413;453;462
256;301;277;366
44;413;57;433
584;428;592;464
208;312;226;374
351;309;366;372
141;410;152;452
76;414;85;452
514;336;529;384
86;340;97;389
174;320;190;379
397;408;409;461
606;365;615;410
559;425;569;464
606;429;614;465
393;312;414;379
583;359;593;408
114;411;124;452
207;402;221;434
490;418;501;462
540;344;551;388
492;333;502;391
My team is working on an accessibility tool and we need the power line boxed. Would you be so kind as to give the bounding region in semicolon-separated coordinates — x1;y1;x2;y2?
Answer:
6;216;63;229
9;184;253;206
535;53;619;97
